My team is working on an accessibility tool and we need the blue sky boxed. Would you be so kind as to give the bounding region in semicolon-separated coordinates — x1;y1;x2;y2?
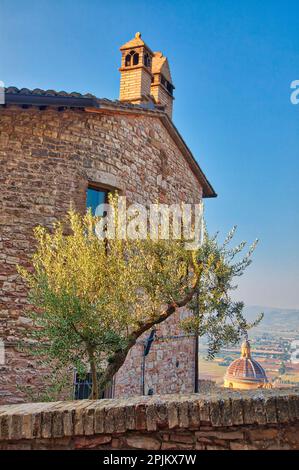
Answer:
1;0;298;308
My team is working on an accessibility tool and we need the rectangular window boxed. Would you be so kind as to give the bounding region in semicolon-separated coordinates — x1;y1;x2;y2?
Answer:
73;371;114;400
86;186;108;216
73;372;92;400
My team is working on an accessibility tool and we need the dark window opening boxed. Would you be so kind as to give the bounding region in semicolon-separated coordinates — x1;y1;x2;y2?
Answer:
132;52;139;65
144;53;151;68
125;50;139;67
125;53;131;66
160;75;174;96
73;372;92;399
86;186;108;217
73;372;113;399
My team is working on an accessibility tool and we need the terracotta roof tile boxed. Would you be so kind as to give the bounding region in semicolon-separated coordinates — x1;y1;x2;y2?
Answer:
5;86;97;99
4;86;165;114
225;358;268;383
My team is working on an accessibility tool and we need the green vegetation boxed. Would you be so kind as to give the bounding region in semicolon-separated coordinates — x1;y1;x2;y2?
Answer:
18;196;261;399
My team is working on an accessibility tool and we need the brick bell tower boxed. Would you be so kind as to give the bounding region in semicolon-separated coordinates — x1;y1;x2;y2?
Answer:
119;33;175;119
151;52;175;119
119;32;154;105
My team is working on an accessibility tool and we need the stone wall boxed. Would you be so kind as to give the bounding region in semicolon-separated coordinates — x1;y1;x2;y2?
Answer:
0;105;202;403
115;310;196;397
0;389;299;450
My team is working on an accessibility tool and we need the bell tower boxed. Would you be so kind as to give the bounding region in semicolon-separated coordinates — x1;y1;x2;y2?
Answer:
119;32;153;104
150;52;175;119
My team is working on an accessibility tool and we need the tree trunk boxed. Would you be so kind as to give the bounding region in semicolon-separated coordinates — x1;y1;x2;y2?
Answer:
87;346;99;400
98;286;198;395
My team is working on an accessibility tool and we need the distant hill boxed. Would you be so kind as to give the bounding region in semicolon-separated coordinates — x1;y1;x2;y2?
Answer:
244;305;299;334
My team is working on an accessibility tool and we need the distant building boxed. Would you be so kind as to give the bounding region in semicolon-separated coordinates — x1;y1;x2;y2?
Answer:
224;340;272;390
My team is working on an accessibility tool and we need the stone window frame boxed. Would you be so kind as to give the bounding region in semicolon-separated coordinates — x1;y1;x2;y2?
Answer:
125;50;139;67
85;170;125;198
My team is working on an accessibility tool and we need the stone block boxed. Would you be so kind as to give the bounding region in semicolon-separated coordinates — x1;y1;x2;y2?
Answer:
167;401;179;429
52;411;64;438
248;427;278;442
135;403;147;431
74;434;112;449
62;409;74;437
94;406;105;434
178;400;189;428
113;406;126;434
264;396;278;424
155;402;168;429
210;400;223;427
41;411;52;439
104;406;116;434
196;430;243;440
124;405;136;430
188;401;200;428
126;435;161;450
169;432;195;444
146;403;158;431
230;442;257;450
276;396;290;423
83;407;95;436
198;399;210;424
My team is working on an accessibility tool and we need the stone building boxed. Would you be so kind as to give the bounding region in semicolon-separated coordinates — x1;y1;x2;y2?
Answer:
0;33;216;404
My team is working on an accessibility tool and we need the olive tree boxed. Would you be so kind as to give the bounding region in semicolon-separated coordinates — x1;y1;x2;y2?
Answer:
18;197;261;399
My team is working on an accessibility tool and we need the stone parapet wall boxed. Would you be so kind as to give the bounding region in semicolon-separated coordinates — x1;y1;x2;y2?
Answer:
1;389;299;450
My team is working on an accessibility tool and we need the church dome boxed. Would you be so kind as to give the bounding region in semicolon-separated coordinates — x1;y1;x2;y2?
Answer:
224;340;268;390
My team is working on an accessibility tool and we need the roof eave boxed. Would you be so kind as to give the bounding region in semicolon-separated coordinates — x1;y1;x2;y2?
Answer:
3;92;98;108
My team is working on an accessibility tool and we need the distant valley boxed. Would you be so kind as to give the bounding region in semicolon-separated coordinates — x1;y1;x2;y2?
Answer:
244;305;299;335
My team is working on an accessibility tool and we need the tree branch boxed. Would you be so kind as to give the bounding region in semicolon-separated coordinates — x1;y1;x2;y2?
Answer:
98;284;198;393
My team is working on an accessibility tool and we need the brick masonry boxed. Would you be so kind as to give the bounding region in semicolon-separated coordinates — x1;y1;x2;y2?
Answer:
119;33;174;118
0;105;203;403
0;389;299;450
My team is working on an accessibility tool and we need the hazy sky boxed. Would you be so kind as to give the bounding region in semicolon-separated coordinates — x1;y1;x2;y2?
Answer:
1;0;298;309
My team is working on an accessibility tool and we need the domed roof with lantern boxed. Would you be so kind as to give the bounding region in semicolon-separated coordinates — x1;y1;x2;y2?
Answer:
224;339;270;390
